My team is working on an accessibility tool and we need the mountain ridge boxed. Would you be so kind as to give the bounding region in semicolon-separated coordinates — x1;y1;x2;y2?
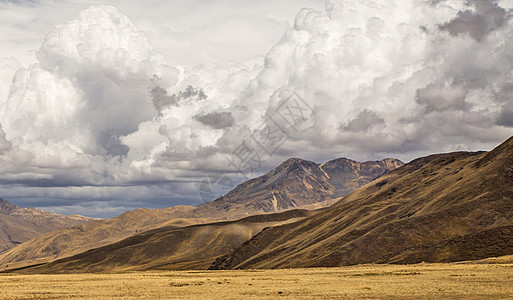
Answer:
193;157;403;218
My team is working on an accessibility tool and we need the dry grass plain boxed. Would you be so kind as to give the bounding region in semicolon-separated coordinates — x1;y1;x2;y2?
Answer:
1;262;513;299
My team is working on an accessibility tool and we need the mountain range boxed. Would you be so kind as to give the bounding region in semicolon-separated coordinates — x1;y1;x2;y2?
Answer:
0;157;401;270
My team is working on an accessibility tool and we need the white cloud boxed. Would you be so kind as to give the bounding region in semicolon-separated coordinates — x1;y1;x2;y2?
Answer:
1;5;178;156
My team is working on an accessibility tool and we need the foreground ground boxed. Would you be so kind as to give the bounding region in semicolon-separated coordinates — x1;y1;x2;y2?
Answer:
1;262;512;299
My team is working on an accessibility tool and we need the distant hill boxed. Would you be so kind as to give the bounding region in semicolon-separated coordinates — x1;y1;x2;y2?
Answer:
0;199;95;253
0;157;401;270
211;137;513;269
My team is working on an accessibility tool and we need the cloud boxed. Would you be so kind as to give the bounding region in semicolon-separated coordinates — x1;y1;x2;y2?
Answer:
0;57;21;106
0;5;179;157
149;75;207;115
226;0;513;158
415;82;469;112
1;1;513;217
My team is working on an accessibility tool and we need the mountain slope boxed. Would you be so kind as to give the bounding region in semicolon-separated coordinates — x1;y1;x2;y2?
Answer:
211;137;513;269
194;157;403;218
0;199;95;253
7;209;316;273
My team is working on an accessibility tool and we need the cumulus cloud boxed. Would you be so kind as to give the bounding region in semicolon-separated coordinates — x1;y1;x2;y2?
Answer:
0;5;178;157
1;1;513;217
225;0;513;159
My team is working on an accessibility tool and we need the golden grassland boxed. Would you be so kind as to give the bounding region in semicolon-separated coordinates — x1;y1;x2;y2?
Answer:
1;261;513;299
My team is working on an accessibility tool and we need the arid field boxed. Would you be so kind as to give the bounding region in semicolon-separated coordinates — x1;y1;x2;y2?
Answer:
1;261;512;299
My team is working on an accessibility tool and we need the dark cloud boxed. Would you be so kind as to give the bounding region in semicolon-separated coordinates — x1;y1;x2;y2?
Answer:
150;75;178;114
100;134;129;157
439;0;509;42
195;112;234;129
180;85;207;100
150;75;207;115
341;109;385;133
415;83;469;112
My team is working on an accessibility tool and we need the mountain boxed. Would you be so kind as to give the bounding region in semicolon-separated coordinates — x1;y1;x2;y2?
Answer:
0;199;95;253
0;156;402;270
193;157;403;218
6;209;317;273
211;137;513;269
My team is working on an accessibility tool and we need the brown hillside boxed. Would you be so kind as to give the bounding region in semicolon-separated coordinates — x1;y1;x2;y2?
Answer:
211;137;513;269
8;209;316;273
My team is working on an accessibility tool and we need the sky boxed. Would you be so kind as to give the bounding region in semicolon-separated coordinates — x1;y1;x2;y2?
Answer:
0;0;513;218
